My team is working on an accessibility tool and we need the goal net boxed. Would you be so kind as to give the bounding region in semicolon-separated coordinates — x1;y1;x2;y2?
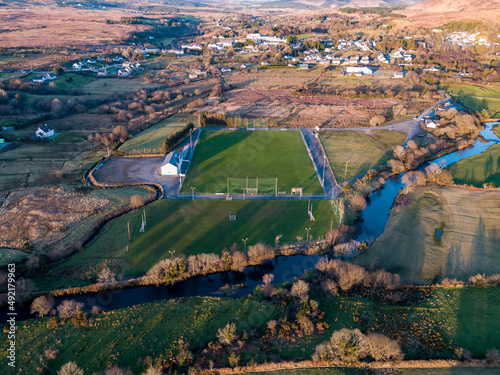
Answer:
228;177;279;195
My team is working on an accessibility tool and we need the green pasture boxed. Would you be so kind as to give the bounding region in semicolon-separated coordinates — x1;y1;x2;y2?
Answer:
319;129;406;184
438;84;500;117
0;297;278;375
181;130;323;195
355;187;500;284
119;114;194;152
52;73;95;91
4;283;500;375
447;143;500;187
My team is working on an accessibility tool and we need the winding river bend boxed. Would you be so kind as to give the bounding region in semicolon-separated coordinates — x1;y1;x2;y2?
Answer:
7;123;500;321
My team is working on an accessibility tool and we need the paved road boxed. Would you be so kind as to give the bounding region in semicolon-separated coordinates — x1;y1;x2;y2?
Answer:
300;129;338;198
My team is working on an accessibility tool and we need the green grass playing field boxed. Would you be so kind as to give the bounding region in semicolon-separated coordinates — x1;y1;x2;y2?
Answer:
447;143;500;187
181;130;323;195
438;84;500;118
49;200;337;286
355;186;500;284
319;129;406;184
119;114;195;152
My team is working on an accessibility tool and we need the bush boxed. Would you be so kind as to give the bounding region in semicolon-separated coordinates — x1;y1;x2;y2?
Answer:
366;332;403;362
57;300;84;319
312;328;369;364
58;362;84;375
290;279;310;301
217;322;238;345
247;242;274;264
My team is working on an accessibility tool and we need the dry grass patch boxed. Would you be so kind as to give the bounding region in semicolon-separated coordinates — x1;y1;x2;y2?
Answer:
0;187;110;250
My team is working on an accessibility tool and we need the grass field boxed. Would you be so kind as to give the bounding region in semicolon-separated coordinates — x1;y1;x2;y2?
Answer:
181;130;323;195
447;143;500;187
42;199;337;289
438;84;500;117
0;297;278;375
319;129;406;184
52;73;96;91
119;114;195;152
355;186;500;284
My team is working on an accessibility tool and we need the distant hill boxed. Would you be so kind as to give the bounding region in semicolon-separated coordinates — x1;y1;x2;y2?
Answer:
399;0;500;26
245;0;423;10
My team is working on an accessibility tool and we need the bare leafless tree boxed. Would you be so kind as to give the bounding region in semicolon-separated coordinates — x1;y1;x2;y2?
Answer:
58;362;84;375
31;295;54;317
366;333;403;362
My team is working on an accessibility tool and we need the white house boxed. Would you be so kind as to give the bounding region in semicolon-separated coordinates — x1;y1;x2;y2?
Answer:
346;66;373;75
118;69;129;77
394;71;405;78
220;67;232;73
36;125;54;139
72;62;82;71
160;145;190;176
97;69;107;77
360;56;370;65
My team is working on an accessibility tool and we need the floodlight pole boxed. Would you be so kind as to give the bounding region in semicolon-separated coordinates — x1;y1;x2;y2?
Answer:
275;177;278;197
169;250;176;258
191;187;195;200
305;227;311;243
189;128;193;149
242;238;248;252
242;188;246;200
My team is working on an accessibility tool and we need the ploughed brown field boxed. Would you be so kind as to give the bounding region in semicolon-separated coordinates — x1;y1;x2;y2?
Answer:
0;7;151;48
204;88;397;128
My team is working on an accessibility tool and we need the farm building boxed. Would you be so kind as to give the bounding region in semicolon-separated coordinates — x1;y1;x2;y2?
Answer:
425;119;438;128
160;145;190;176
346;66;373;75
36;125;54;138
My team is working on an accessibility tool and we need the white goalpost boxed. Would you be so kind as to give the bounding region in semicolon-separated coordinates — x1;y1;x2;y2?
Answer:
227;176;279;195
139;209;147;232
307;200;315;221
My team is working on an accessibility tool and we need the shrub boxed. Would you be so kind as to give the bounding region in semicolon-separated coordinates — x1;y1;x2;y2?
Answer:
313;328;369;364
58;362;84;375
217;323;238;345
290;279;310;301
228;352;240;368
247;242;275;264
57;300;84;319
486;348;500;364
366;332;403;362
